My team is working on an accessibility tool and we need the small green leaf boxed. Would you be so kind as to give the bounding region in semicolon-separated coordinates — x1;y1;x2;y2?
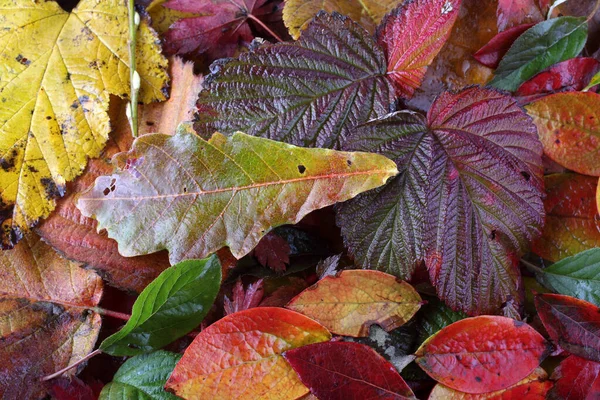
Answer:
100;256;221;356
584;70;600;91
99;351;182;400
534;248;600;306
489;16;587;91
416;297;467;344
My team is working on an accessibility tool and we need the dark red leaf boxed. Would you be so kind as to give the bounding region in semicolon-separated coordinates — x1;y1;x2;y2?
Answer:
549;355;600;400
474;23;534;68
252;232;290;272
284;341;416;400
223;278;264;315
535;293;600;362
497;0;546;31
49;377;98;400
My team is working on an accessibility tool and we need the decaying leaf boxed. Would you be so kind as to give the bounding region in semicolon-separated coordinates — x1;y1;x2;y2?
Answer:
165;307;331;399
337;86;544;314
531;173;600;262
0;234;103;399
287;270;422;337
0;0;168;249
77;126;397;263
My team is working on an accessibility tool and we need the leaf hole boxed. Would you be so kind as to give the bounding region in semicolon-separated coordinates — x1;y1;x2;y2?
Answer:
183;187;187;193
520;171;530;181
489;230;496;240
347;159;352;166
297;165;306;174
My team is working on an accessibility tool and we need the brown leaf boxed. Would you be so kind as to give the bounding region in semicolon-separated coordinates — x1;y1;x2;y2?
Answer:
252;232;291;272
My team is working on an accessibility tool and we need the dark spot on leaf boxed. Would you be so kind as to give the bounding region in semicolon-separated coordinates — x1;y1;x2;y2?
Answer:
27;165;38;173
298;165;306;174
347;159;352;166
66;72;71;81
45;116;52;120
103;187;110;196
70;99;79;109
40;177;65;200
520;171;530;181
146;121;155;126
475;376;482;382
490;230;496;240
89;60;99;70
183;187;187;193
555;139;560;144
15;54;30;66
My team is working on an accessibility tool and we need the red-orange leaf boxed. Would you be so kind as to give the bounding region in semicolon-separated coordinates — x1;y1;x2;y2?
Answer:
287;270;422;337
550;355;600;399
474;23;534;69
165;307;331;399
531;173;600;262
535;293;600;362
415;316;550;394
284;341;416;400
377;0;462;98
496;0;546;32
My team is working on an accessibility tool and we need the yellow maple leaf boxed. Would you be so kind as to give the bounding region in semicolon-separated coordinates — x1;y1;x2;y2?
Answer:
0;0;168;249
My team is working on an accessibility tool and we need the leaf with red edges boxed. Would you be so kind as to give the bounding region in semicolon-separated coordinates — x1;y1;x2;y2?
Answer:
337;86;544;315
496;0;546;31
474;23;534;68
223;278;264;315
415;316;550;394
284;341;416;400
165;307;331;399
535;293;600;362
549;355;600;399
377;0;462;98
252;232;291;272
516;58;600;103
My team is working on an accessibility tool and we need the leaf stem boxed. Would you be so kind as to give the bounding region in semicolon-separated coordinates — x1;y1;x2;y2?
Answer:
127;0;140;137
91;307;131;321
520;259;544;274
247;14;283;42
41;349;102;381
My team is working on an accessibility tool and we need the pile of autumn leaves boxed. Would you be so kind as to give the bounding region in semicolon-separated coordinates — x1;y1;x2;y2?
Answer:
1;0;600;398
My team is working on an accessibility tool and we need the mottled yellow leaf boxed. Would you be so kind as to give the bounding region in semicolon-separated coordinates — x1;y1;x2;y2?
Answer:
147;0;198;35
0;0;168;249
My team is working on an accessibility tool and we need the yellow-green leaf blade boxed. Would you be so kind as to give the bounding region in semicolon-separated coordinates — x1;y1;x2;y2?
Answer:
77;126;398;263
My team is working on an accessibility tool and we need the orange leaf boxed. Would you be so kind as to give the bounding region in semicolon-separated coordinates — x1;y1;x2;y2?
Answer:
165;307;331;400
287;270;422;337
531;173;600;262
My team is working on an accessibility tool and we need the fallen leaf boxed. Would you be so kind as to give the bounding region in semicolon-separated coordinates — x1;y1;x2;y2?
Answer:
428;368;552;399
284;341;416;400
496;0;546;31
377;0;462;98
147;0;198;35
0;234;103;399
474;23;534;69
252;232;291;272
50;377;97;400
223;278;264;315
100;257;221;356
526;92;600;176
165;307;331;400
195;12;394;149
415;316;550;394
516;58;600;103
549;355;600;400
259;277;309;307
287;270;422;337
0;0;168;249
77;126;397;263
316;254;342;279
337;86;544;314
531;173;600;262
535;293;600;362
489;16;588;91
416;296;467;344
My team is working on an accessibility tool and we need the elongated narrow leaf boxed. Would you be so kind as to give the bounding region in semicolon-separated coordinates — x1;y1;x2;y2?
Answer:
100;257;221;356
376;0;461;98
337;86;544;314
287;270;422;337
526;92;600;175
535;293;600;362
194;12;394;149
489;16;588;91
415;316;550;394
165;308;331;399
474;23;534;69
284;342;416;400
549;355;600;400
78;127;397;263
99;351;181;400
534;249;600;306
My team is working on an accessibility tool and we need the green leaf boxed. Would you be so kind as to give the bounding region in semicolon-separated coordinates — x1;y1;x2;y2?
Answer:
489;16;587;91
100;256;221;356
584;70;600;91
416;297;467;344
77;125;398;264
99;351;182;400
534;248;600;306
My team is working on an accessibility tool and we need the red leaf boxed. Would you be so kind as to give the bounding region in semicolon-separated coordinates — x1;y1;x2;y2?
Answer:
535;293;600;362
550;355;600;399
516;58;600;103
49;377;98;400
223;278;264;315
496;0;546;31
415;316;550;393
252;232;290;272
284;341;416;400
377;0;462;98
474;23;534;68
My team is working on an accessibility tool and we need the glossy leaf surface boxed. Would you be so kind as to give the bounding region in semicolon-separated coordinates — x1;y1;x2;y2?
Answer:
416;297;467;344
287;270;422;337
100;257;221;356
473;23;534;69
78;128;397;263
549;355;600;400
527;92;600;175
415;316;550;393
195;12;394;149
337;86;544;314
489;16;587;91
376;0;461;98
165;307;331;400
284;341;416;400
